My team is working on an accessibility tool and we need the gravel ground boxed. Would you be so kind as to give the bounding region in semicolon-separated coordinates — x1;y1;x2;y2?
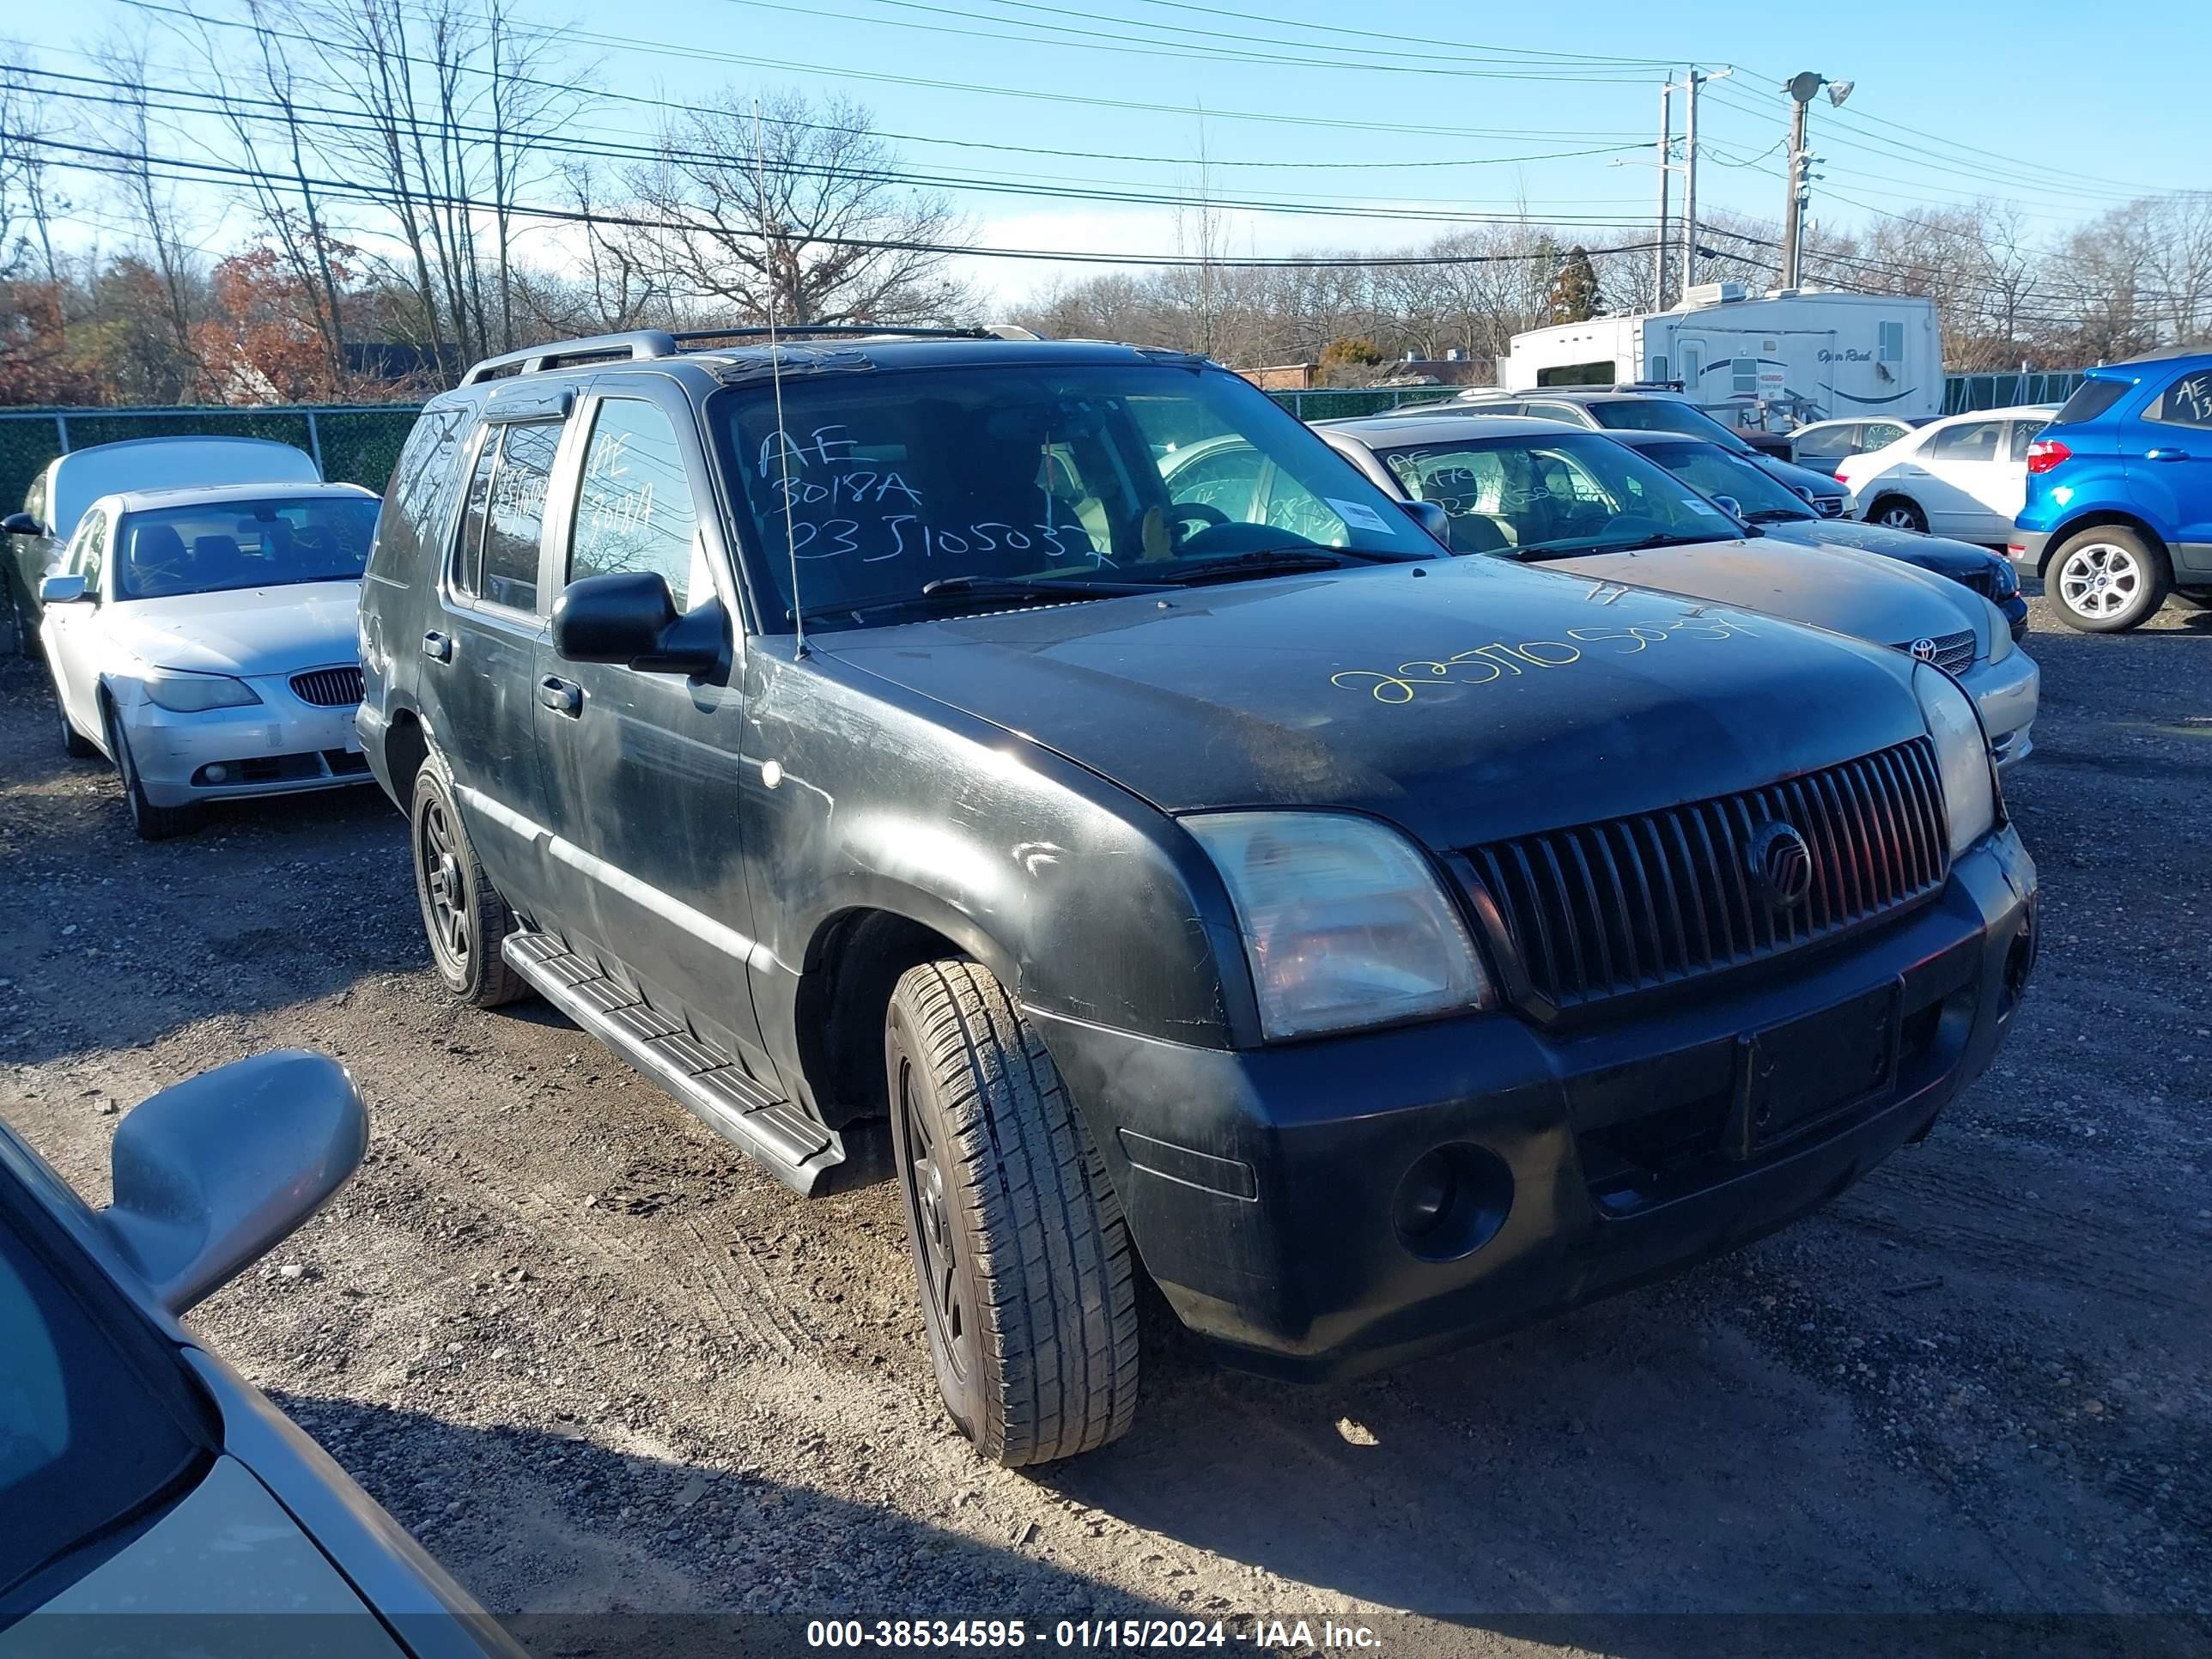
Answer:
2;583;2207;1657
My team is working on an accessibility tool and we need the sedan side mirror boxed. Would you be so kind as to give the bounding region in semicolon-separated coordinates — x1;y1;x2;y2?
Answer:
98;1050;367;1315
1400;499;1452;544
1;511;43;537
552;571;724;674
1711;495;1744;520
39;574;90;605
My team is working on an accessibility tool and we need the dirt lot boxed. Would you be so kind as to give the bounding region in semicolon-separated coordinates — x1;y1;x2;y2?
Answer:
2;585;2207;1657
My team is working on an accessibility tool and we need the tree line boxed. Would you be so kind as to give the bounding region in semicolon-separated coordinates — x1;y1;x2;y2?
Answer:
3;5;2207;407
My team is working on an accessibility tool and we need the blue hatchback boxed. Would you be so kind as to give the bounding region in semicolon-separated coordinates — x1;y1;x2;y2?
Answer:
2012;346;2212;631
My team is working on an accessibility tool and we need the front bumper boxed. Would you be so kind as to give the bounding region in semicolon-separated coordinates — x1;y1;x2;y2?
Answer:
1960;648;2038;769
118;676;370;808
1036;826;2036;1380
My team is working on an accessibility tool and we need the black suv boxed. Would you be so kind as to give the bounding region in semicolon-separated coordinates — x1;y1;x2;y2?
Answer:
359;326;2037;1466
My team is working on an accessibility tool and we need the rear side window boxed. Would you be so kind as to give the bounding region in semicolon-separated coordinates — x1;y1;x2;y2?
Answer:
1794;425;1859;461
567;398;708;612
1929;421;2002;462
2151;370;2212;429
2054;377;2129;425
2007;421;2047;463
453;422;556;613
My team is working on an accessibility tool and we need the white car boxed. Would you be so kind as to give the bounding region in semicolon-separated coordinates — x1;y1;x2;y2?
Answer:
1836;405;2057;544
37;481;381;839
1786;416;1923;477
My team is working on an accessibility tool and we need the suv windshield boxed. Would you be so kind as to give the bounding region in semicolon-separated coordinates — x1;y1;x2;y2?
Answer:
1;1182;212;1600
1374;431;1741;558
115;496;380;601
1634;440;1815;521
1583;398;1759;453
711;362;1433;628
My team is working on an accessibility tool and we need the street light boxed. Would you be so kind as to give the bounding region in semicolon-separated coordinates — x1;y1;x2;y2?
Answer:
1781;70;1850;289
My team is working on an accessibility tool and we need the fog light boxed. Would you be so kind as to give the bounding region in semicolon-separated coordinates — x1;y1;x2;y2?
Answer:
203;763;229;784
1391;1144;1514;1262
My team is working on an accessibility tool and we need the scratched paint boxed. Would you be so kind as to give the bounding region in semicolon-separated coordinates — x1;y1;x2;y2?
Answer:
1331;613;1764;704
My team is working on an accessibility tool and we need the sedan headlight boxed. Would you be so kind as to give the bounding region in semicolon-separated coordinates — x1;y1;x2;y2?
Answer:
1914;662;1995;860
1184;811;1493;1041
143;671;263;713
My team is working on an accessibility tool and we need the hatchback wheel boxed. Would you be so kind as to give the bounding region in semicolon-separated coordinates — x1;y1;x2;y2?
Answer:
2049;527;2170;633
1870;495;1927;533
885;959;1139;1467
410;763;527;1006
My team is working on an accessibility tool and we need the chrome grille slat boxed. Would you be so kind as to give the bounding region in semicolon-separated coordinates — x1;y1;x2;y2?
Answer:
290;665;365;708
1465;738;1950;1012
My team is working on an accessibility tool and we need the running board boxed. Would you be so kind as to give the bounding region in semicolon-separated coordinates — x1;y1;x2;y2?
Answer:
501;930;845;1195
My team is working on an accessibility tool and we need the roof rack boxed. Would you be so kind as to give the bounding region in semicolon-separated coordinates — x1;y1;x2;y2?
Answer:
458;323;1008;386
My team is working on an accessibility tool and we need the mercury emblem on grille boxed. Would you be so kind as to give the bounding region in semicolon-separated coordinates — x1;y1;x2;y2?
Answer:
1746;821;1814;910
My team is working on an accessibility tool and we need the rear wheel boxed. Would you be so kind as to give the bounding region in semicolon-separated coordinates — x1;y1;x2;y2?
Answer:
2048;527;2170;633
1869;495;1928;533
103;701;202;841
54;679;94;758
885;959;1139;1467
410;761;527;1006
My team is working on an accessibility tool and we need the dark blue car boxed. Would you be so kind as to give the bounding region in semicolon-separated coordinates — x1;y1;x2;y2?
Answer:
2011;346;2212;631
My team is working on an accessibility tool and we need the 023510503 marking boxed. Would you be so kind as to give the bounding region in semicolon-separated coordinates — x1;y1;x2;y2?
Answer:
1330;614;1763;704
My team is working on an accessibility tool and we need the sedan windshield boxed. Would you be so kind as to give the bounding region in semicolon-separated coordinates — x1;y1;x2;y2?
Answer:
115;496;380;601
711;362;1434;629
1634;440;1817;522
1375;432;1741;559
1583;398;1759;453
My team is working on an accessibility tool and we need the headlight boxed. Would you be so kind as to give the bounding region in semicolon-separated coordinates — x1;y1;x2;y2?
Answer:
1914;662;1995;860
143;671;263;712
1184;811;1493;1041
1984;597;2014;665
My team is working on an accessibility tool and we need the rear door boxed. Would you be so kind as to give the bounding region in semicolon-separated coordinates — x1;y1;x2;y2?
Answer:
2136;368;2212;577
41;510;109;733
532;381;775;1079
419;405;568;918
1915;418;2009;538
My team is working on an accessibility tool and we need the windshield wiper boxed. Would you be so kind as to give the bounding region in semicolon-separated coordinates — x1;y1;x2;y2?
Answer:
1148;546;1418;586
1745;507;1815;524
797;573;1167;624
1513;531;1721;561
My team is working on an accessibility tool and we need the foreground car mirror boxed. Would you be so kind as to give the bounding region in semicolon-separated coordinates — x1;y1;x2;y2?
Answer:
1400;499;1452;544
98;1050;367;1314
1;511;42;537
552;571;724;673
39;574;89;605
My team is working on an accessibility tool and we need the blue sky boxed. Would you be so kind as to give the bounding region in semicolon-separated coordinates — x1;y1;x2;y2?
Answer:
12;0;2207;303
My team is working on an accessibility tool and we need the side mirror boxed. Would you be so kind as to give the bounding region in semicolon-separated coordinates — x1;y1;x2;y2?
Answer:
1;512;43;538
1793;484;1818;503
552;572;723;673
1711;495;1743;520
39;574;89;605
98;1050;367;1315
1400;499;1452;544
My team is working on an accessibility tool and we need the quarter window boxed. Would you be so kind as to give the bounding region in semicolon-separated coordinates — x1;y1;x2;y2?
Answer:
568;399;709;612
451;431;497;598
2152;370;2212;428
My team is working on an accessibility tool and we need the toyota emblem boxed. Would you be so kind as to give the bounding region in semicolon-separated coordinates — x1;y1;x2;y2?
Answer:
1746;822;1814;910
1910;637;1939;663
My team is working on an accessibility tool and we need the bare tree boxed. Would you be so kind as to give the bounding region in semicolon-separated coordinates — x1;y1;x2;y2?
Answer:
88;32;203;398
618;89;973;326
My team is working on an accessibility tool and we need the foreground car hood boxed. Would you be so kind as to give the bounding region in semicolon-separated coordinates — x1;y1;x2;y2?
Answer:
1553;537;1982;647
819;557;1929;850
1759;516;2004;580
104;581;362;677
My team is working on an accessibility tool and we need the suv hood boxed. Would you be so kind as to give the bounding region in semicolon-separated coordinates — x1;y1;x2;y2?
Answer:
106;581;362;678
818;557;1929;852
1550;536;1982;649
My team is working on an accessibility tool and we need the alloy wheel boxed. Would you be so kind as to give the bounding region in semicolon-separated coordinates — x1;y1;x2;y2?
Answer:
895;1054;973;1390
418;796;471;967
2057;542;2142;621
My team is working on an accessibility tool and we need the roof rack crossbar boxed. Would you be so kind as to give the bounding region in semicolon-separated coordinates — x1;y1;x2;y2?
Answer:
666;325;994;344
459;330;678;386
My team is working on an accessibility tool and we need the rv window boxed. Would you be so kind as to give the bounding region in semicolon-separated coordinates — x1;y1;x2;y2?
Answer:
1648;356;1668;383
1732;358;1759;395
1535;362;1615;388
1879;322;1905;363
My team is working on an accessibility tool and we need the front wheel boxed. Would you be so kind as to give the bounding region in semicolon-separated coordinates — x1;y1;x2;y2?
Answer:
104;702;201;841
2048;528;2171;633
885;959;1139;1467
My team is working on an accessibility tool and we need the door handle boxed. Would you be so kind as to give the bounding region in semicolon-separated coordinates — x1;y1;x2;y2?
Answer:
538;675;582;716
2145;447;2191;462
422;629;453;662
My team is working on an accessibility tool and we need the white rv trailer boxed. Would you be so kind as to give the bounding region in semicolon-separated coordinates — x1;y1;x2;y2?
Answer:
1498;284;1944;434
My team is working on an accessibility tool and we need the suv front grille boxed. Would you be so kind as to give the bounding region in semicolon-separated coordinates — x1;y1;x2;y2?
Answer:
1813;495;1847;517
1890;628;1976;676
291;665;365;707
1464;738;1950;1012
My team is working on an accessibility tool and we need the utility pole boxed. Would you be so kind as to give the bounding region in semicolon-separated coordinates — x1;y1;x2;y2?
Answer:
1653;80;1673;312
1678;67;1730;297
1782;71;1852;290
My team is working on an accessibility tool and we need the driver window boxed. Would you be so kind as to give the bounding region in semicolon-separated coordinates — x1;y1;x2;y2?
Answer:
568;398;711;613
72;513;107;592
